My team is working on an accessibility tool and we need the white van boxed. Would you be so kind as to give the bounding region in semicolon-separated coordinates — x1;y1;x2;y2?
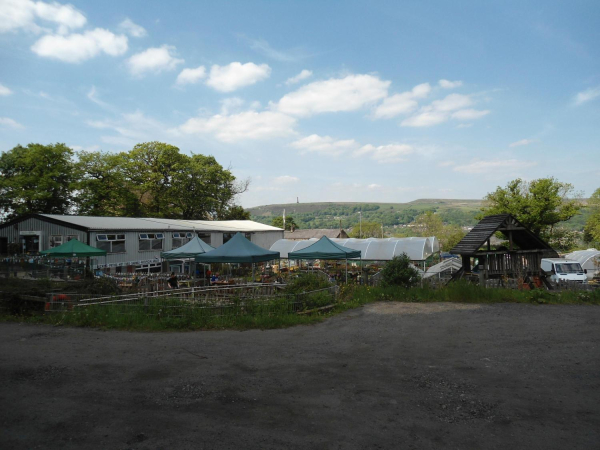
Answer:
541;258;588;283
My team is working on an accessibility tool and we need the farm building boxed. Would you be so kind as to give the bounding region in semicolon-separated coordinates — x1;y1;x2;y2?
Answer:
564;249;600;280
284;228;349;240
0;214;283;271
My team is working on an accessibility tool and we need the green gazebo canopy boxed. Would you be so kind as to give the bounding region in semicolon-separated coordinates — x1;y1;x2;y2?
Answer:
288;236;361;260
195;232;280;263
40;239;107;257
161;236;215;259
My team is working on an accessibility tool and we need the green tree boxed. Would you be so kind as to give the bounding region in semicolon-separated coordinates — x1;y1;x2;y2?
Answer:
381;254;421;288
584;188;600;244
404;211;466;251
122;142;187;218
74;151;142;216
480;178;582;240
272;216;298;230
0;143;76;220
120;142;248;219
221;205;251;220
349;221;383;238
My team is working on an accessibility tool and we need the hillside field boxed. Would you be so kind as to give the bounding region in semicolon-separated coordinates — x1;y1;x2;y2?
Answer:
249;199;591;231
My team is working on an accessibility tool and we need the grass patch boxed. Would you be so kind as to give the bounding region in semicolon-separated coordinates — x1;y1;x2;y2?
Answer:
340;281;600;307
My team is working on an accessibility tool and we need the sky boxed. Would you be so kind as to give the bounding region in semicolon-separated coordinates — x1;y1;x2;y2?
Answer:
0;0;599;208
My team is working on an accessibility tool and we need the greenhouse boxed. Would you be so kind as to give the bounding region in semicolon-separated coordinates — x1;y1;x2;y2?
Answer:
564;248;600;280
269;237;438;262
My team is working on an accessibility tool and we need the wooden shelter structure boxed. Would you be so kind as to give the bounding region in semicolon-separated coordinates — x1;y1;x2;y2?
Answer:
449;214;558;281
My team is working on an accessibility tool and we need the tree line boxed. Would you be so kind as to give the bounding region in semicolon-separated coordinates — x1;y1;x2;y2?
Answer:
0;142;250;221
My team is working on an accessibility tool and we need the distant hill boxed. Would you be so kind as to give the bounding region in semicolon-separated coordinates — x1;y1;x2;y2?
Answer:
249;198;592;232
249;199;484;230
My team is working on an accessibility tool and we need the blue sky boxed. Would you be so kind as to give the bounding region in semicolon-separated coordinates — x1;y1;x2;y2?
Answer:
1;0;599;207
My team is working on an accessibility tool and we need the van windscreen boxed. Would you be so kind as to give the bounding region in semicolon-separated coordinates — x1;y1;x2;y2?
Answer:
554;263;583;273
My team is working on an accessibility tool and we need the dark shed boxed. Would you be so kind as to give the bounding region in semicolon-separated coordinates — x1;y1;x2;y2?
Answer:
449;214;558;279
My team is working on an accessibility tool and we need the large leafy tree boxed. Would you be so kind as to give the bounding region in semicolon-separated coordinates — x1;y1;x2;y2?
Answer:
409;211;466;251
349;221;383;238
0;143;76;220
584;188;600;244
480;178;582;239
120;142;248;219
272;216;298;230
122;142;187;218
74;151;142;217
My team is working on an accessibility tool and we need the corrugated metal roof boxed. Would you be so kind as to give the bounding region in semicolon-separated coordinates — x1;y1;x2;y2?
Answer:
40;215;283;232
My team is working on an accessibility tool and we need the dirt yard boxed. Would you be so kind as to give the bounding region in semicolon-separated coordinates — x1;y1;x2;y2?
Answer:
1;303;599;449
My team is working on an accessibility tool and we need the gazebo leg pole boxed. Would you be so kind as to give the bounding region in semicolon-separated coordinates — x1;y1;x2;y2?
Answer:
252;263;255;284
345;259;348;283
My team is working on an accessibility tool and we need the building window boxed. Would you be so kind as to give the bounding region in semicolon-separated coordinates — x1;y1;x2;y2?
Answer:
66;235;79;242
96;234;126;253
245;233;252;241
139;233;164;251
197;233;211;245
50;235;63;248
172;232;192;249
223;233;234;244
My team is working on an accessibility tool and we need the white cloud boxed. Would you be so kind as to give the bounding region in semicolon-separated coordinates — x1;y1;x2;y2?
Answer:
273;175;300;184
0;0;86;34
0;117;24;129
438;79;463;89
372;82;431;119
178;110;296;143
0;83;12;96
453;159;536;174
31;28;128;63
573;86;600;105
206;62;271;92
354;144;413;163
118;18;146;38
87;85;110;108
285;69;312;85
401;110;448;127
438;161;456;167
401;94;487;127
509;138;536;147
456;123;473;128
290;134;359;155
451;109;490;120
368;184;382;190
219;97;245;115
430;93;473;112
277;74;390;117
127;45;183;76
176;65;206;85
86;110;167;147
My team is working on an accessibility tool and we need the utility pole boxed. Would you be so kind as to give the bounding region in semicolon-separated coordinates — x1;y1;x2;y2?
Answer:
359;211;362;239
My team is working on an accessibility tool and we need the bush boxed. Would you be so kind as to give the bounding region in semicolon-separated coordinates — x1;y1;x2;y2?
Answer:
380;254;421;288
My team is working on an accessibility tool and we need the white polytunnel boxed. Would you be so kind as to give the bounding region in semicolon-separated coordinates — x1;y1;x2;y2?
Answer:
564;248;600;280
270;237;439;261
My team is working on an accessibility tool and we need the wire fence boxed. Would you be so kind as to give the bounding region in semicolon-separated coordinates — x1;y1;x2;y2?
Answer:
44;283;339;319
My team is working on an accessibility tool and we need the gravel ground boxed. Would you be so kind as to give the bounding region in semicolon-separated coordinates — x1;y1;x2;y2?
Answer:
1;303;599;450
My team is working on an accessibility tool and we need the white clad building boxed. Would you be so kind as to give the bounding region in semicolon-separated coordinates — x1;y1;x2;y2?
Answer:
0;214;283;270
